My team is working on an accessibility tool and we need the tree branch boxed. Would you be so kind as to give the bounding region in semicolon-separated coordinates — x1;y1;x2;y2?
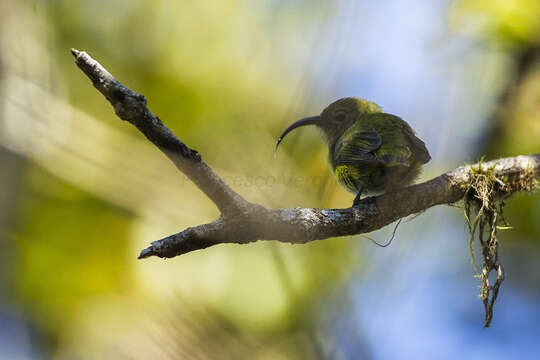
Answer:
71;49;540;260
70;49;247;216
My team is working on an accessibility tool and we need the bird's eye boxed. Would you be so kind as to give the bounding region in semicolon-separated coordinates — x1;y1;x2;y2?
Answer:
335;111;346;121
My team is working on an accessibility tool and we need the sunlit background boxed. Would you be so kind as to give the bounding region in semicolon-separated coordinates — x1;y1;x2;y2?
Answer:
1;0;539;359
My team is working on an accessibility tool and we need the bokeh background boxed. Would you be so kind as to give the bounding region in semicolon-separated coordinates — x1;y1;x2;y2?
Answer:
1;0;539;359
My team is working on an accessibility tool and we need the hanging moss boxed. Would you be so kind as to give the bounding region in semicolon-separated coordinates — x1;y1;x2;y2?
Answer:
463;160;537;327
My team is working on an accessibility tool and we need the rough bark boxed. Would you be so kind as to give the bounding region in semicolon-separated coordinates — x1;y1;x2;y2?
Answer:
71;49;540;260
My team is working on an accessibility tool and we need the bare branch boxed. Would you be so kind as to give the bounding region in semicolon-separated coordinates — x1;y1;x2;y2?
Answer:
70;49;248;215
139;155;539;258
71;49;540;260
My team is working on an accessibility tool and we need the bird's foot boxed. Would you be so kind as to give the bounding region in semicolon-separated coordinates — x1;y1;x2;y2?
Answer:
352;190;363;207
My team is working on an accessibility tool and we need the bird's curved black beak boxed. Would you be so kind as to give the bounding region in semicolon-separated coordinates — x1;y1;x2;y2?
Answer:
274;116;321;157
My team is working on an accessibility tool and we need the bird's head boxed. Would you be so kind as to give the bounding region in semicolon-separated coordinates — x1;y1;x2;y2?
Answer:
275;97;381;154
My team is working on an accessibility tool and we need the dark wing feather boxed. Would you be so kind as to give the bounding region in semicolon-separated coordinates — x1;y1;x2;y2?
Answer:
333;125;382;166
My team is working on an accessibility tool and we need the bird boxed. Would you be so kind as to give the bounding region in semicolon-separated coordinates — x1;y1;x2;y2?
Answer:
275;97;431;206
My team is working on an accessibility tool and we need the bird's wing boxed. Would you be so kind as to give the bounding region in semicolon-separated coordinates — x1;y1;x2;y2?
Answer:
374;142;413;167
333;124;382;166
372;113;430;166
334;113;426;167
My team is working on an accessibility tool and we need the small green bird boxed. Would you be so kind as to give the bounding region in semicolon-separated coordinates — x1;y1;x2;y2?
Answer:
275;97;431;206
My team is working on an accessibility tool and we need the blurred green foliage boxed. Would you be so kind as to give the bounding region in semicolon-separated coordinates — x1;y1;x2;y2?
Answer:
2;0;360;358
452;0;540;245
451;0;540;47
12;165;134;343
1;0;538;358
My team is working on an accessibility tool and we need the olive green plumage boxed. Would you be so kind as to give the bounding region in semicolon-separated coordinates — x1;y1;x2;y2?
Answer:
275;97;431;205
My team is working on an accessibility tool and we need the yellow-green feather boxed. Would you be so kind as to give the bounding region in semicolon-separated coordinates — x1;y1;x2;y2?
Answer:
329;111;430;195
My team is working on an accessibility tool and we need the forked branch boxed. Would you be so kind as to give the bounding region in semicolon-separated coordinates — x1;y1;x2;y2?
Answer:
71;49;540;260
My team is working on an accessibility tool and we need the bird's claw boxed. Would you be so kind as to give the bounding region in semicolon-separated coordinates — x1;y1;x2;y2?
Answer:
352;191;363;207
